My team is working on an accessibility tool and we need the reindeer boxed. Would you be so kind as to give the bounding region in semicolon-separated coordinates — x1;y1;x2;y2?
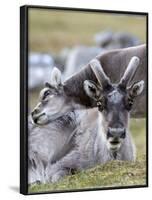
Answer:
28;68;87;184
44;56;144;183
63;46;105;79
63;44;146;117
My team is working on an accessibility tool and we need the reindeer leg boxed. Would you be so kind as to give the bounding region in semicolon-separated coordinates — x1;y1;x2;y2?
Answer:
45;150;81;183
28;151;46;185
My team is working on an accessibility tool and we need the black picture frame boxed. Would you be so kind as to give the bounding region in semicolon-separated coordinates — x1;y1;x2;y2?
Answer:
20;5;148;195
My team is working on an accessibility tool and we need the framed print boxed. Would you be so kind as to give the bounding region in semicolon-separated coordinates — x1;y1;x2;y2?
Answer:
20;5;148;195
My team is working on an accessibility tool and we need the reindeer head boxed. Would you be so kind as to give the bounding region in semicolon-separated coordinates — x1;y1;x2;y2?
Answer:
84;57;144;152
31;67;77;125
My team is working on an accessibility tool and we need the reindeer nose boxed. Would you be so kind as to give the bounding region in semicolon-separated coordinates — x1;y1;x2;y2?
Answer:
107;127;126;139
31;108;39;117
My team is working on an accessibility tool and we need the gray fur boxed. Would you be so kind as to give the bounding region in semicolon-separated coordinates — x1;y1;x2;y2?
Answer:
44;110;136;183
28;110;81;184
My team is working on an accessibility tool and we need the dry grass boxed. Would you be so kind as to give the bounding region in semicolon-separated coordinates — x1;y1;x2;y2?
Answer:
29;8;146;53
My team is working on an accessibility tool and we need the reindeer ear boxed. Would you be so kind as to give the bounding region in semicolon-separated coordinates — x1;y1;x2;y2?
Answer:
83;80;101;100
128;80;144;97
50;67;62;87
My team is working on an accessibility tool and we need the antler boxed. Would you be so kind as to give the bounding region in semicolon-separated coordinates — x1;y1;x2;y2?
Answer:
119;56;140;87
90;59;111;88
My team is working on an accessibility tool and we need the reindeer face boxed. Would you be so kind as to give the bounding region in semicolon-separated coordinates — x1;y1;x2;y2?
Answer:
31;68;72;125
84;57;144;152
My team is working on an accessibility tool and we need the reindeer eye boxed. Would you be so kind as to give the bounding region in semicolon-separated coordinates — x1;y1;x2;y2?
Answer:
126;97;134;110
43;90;51;100
97;103;105;111
97;97;106;111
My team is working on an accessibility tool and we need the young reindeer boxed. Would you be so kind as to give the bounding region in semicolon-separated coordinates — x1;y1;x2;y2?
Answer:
45;56;144;183
28;68;87;184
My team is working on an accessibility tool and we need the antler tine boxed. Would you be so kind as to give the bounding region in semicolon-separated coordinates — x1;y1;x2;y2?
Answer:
119;56;140;87
90;59;111;87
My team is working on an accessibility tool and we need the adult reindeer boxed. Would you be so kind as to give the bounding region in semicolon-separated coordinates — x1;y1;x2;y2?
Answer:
64;44;147;118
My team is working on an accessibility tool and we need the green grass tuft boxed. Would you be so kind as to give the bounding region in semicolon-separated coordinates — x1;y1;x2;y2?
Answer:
29;154;146;193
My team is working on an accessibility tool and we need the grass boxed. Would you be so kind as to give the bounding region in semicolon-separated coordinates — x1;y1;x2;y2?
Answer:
28;119;146;193
29;155;146;193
